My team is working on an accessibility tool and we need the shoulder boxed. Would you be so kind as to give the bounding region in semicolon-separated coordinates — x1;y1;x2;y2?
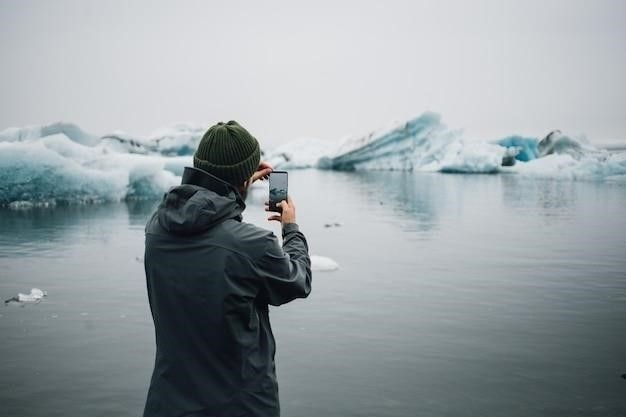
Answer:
218;219;279;260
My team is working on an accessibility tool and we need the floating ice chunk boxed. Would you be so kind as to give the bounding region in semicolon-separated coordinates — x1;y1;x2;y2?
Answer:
20;288;46;302
322;112;463;172
311;255;339;272
4;288;47;306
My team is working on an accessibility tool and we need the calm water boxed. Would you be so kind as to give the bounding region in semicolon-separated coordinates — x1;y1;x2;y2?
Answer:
1;170;625;417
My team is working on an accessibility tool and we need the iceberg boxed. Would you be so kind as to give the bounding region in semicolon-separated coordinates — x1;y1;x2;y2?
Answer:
320;113;507;173
1;114;625;207
0;129;182;206
319;113;626;179
0;122;214;206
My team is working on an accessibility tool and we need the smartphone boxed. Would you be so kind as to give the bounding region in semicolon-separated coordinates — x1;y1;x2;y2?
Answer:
269;171;288;213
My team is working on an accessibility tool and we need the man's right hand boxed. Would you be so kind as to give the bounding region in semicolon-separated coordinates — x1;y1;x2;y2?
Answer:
266;196;297;225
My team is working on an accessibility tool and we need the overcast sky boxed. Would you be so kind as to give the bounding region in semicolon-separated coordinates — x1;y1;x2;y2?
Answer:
1;0;625;147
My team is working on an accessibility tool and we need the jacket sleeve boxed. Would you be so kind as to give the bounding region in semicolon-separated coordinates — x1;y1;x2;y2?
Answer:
255;223;312;306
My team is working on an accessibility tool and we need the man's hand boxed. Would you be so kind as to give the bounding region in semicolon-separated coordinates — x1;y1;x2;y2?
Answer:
250;161;273;184
266;196;297;225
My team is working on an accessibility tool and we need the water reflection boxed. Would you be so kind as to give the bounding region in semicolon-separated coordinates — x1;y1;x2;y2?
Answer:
339;171;442;236
0;201;159;257
500;176;577;220
125;199;161;227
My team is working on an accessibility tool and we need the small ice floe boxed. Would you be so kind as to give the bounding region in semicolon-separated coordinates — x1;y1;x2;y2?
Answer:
4;288;47;306
311;255;339;272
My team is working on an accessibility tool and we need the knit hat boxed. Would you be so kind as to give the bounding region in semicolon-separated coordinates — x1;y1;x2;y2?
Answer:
193;121;261;185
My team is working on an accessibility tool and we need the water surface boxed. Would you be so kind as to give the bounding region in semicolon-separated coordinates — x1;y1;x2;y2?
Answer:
1;171;625;416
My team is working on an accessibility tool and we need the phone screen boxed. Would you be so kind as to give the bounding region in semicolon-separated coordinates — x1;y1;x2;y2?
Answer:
269;171;288;212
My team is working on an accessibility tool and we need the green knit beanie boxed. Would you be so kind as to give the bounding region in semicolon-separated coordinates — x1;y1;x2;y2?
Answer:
193;121;261;185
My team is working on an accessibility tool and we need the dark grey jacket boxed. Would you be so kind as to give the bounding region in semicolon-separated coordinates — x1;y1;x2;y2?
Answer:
143;167;311;417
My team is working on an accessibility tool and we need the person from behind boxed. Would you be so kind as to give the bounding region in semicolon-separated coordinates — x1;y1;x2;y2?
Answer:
143;120;312;417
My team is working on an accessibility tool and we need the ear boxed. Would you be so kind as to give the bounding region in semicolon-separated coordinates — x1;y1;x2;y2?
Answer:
239;180;249;194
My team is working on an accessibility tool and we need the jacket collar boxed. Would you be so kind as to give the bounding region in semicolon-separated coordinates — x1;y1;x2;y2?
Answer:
181;167;246;210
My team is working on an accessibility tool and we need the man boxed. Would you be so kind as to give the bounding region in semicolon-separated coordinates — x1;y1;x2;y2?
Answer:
143;121;312;417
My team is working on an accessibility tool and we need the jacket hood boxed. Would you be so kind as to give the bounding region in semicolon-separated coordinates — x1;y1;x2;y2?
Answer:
157;167;245;235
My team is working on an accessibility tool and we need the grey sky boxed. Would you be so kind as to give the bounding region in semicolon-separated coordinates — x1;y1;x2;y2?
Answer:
1;0;625;147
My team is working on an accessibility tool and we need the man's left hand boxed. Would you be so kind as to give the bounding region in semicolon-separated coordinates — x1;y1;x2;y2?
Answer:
250;161;273;184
